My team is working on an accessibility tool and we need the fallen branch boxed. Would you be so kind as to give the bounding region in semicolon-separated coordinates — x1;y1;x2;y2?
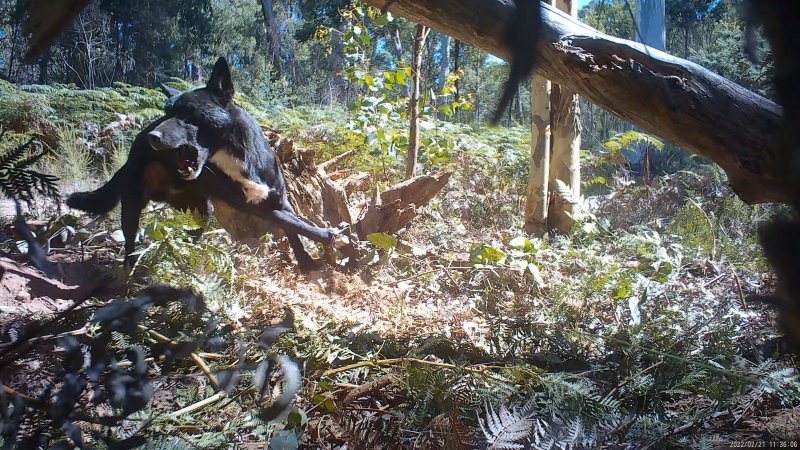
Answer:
363;0;786;204
139;325;221;391
319;149;358;173
171;391;227;417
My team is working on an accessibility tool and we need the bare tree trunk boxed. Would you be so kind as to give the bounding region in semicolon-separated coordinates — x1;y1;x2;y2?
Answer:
260;0;282;79
437;33;451;93
636;0;666;51
327;21;347;105
37;48;50;84
547;0;580;233
524;73;552;235
549;83;581;232
407;24;430;179
392;27;404;59
7;24;19;81
625;0;666;170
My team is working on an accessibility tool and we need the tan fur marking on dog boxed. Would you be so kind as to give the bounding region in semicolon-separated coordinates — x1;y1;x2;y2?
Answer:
209;151;273;204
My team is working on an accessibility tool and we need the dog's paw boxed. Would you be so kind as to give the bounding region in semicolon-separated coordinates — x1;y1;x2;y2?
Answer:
330;222;353;249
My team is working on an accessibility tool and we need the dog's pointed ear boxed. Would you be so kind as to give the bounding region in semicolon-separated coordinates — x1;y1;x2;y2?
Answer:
207;57;234;105
159;82;181;99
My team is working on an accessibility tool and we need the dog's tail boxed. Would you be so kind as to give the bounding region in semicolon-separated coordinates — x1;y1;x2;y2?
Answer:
66;168;124;214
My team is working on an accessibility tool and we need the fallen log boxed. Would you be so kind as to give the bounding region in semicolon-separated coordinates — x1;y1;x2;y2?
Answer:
363;0;785;205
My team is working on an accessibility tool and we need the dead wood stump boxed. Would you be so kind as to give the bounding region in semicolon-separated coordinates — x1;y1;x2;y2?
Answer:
213;128;451;251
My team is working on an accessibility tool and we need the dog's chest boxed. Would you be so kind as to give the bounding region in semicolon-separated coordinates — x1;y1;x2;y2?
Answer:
209;151;276;205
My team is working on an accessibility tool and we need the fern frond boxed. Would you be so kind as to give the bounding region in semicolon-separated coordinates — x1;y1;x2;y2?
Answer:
0;136;59;203
478;403;534;450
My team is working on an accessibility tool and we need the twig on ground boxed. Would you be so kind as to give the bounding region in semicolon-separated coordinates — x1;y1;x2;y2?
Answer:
139;325;221;391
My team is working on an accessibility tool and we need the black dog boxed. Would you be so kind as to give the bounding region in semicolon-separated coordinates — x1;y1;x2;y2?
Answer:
68;57;342;270
66;116;210;262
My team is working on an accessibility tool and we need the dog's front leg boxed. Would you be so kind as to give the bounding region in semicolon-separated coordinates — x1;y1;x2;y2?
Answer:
267;209;340;244
120;192;147;266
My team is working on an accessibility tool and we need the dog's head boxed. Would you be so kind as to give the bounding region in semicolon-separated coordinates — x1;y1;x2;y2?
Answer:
150;57;235;180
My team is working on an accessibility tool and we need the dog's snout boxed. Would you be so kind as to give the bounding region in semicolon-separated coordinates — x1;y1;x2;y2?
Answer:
148;130;165;150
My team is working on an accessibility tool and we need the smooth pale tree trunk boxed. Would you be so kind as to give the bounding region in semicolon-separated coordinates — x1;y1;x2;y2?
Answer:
392;28;404;60
546;0;581;233
524;73;552;235
549;82;581;232
626;0;666;172
636;0;665;51
437;33;451;93
407;24;430;179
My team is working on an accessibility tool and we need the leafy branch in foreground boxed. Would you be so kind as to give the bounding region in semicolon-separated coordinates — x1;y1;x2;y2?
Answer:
0;130;58;204
0;286;302;448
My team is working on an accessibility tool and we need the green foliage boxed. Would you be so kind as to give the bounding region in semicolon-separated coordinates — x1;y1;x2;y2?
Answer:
586;131;665;182
692;16;773;96
337;8;472;180
46;126;94;185
579;0;635;40
0;80;56;128
134;210;244;319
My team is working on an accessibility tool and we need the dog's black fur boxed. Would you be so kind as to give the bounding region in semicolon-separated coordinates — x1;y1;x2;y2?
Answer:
68;57;340;270
66;116;209;262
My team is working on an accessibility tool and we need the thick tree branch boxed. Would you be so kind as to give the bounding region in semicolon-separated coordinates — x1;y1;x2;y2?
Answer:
363;0;786;204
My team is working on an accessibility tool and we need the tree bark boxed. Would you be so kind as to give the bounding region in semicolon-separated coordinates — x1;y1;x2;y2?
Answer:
361;0;786;205
549;82;581;232
524;73;551;235
260;0;282;80
547;0;581;234
406;24;430;179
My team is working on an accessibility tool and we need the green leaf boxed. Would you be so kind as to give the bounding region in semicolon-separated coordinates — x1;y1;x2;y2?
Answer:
509;236;532;250
437;104;453;117
286;408;308;431
395;69;407;84
360;33;371;45
470;244;506;265
374;14;389;26
367;232;397;250
363;73;374;87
